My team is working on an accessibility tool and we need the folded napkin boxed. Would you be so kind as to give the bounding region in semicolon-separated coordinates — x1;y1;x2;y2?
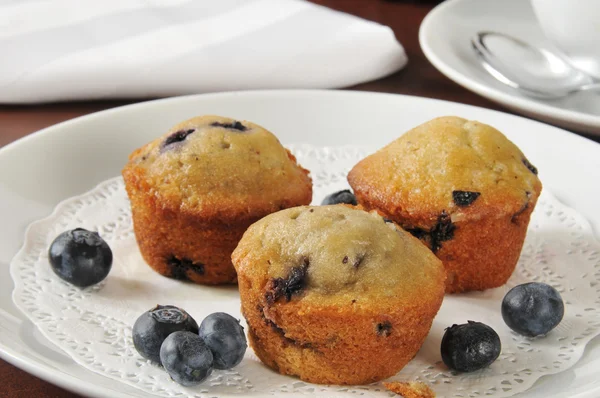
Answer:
0;0;407;103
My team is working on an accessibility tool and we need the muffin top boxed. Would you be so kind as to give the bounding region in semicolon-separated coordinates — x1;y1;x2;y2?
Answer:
232;205;445;309
348;116;542;225
124;115;312;221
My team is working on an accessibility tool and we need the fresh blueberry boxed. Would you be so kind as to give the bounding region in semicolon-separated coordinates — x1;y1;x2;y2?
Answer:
132;305;199;364
198;312;247;370
321;190;357;206
502;282;564;337
160;331;213;386
48;228;112;288
441;321;501;372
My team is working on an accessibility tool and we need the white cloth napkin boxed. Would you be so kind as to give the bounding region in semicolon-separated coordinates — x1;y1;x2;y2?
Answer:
0;0;407;103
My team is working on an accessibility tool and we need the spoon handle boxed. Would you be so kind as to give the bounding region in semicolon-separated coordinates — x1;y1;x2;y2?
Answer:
471;31;599;99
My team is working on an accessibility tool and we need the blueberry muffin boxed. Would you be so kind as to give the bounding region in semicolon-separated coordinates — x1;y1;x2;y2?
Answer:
348;116;542;293
232;205;445;385
122;115;312;284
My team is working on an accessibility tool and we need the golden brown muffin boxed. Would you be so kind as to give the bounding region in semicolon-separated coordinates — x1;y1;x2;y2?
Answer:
122;115;312;284
384;381;436;398
348;116;542;293
232;205;445;385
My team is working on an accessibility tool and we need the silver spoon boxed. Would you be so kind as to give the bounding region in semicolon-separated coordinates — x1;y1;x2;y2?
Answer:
471;31;600;99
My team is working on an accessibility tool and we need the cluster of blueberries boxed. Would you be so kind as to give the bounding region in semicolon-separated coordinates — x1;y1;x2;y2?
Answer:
48;229;247;386
133;306;247;386
441;282;564;373
47;191;565;383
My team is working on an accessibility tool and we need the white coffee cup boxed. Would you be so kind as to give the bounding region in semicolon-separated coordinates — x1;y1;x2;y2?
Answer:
531;0;600;79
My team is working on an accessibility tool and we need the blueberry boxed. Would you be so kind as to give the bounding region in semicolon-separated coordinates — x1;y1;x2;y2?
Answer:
166;255;204;281
132;305;199;364
210;121;247;132
502;282;564;337
164;129;195;147
321;190;357;206
522;157;538;175
452;190;481;207
406;227;428;240
376;321;392;337
160;331;213;386
265;257;310;304
441;321;501;372
48;228;112;288
430;210;456;253
199;312;247;370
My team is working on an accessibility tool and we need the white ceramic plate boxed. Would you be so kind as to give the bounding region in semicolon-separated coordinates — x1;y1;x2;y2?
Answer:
419;0;600;135
2;90;600;398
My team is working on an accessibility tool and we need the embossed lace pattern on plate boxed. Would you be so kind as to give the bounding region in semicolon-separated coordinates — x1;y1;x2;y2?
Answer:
10;145;600;398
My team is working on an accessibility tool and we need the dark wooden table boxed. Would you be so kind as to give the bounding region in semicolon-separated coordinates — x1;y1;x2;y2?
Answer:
0;1;597;397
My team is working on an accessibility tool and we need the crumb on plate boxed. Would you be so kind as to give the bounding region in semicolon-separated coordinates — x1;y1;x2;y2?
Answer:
383;381;436;398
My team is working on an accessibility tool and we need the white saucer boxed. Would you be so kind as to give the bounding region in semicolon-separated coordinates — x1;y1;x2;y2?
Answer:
419;0;600;135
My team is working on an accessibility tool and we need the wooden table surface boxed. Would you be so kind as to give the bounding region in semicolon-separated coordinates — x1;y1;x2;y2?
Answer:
1;1;598;397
